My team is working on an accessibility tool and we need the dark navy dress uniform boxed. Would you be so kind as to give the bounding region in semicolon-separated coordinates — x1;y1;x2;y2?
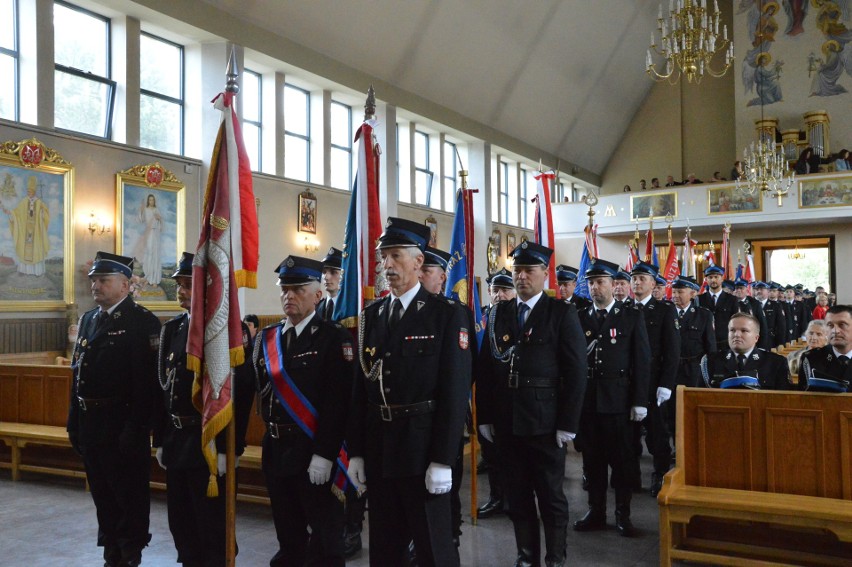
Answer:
698;288;739;351
476;279;587;565
707;348;791;390
760;298;788;348
785;297;812;340
254;257;354;567
153;309;255;567
797;346;852;392
575;262;650;533
732;283;772;351
67;252;161;567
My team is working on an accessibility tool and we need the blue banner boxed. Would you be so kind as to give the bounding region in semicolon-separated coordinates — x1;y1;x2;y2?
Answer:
575;241;592;300
445;191;485;350
332;176;360;325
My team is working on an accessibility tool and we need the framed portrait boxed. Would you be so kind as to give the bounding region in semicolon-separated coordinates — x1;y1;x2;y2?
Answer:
708;185;762;214
0;138;74;311
298;190;317;234
115;163;185;309
630;191;677;220
506;231;516;253
520;234;529;244
491;228;501;256
798;177;852;209
425;215;438;247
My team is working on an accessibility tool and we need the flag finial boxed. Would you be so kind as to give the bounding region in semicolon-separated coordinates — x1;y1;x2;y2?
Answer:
459;168;469;190
364;85;376;120
582;192;598;228
225;46;239;94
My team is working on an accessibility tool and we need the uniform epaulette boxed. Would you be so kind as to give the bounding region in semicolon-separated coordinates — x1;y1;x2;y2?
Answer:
431;293;455;305
261;321;283;332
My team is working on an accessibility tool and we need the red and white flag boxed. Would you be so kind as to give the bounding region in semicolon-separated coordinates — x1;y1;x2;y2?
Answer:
662;233;679;300
681;233;697;277
187;90;258;496
533;171;556;290
721;224;732;278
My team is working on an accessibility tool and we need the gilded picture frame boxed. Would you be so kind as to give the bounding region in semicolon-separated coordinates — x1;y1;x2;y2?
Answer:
798;176;852;209
425;215;438;247
298;190;317;234
630;191;677;220
115;163;185;309
506;231;516;253
707;185;762;214
0;138;75;312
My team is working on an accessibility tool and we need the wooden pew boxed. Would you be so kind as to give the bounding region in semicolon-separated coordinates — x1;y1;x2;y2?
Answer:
658;387;852;566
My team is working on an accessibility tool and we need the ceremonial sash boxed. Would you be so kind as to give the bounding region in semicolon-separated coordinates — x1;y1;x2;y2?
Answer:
262;326;351;498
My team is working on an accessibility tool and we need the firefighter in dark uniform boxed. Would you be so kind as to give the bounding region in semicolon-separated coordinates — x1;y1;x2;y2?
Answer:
574;258;650;538
556;264;592;310
612;269;632;303
668;276;715;443
253;256;354;567
316;247;342;322
706;312;791;390
628;261;680;497
797;305;852;393
698;265;738;351
347;218;471;567
476;268;515;520
752;281;787;348
67;252;161;567
152;252;255;567
732;278;771;350
476;242;587;567
784;285;812;340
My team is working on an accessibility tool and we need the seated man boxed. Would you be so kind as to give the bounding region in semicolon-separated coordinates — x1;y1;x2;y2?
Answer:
705;312;791;390
797;305;852;393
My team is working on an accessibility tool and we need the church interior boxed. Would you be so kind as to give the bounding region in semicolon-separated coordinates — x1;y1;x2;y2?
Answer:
2;0;852;565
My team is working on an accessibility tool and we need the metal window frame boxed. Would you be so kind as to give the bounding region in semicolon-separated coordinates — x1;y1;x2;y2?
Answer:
0;0;19;120
283;83;311;181
54;1;111;76
330;99;352;189
414;130;434;207
500;161;509;224
139;31;184;154
442;140;457;211
54;64;116;139
520;168;530;229
243;67;262;171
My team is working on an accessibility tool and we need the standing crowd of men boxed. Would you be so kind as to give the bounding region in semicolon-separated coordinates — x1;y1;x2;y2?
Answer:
67;233;848;567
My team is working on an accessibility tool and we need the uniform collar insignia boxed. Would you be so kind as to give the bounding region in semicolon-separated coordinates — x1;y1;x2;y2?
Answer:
310;325;319;334
752;353;760;360
614;308;620;314
827;354;833;362
417;300;425;311
113;311;121;319
378;305;385;316
726;352;732;360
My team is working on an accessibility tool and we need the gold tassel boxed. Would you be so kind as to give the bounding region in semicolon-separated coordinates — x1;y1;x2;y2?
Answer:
207;473;219;497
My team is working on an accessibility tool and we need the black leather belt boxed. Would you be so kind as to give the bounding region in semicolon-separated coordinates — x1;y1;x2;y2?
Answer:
508;375;561;389
266;422;300;439
370;400;436;422
77;396;125;411
170;413;201;429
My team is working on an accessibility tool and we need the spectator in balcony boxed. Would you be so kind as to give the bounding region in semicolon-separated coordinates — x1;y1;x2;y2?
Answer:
623;184;632;192
665;175;681;187
710;171;726;182
834;149;850;171
794;147;826;175
651;178;661;189
639;179;647;191
730;160;745;181
684;173;703;185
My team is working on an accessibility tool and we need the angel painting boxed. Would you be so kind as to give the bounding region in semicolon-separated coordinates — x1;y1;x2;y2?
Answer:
810;39;852;96
745;52;785;106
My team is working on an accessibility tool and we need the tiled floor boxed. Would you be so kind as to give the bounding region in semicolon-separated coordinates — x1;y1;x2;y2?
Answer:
0;449;661;566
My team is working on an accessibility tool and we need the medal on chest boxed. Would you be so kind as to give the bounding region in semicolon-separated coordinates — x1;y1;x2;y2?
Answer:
610;328;617;344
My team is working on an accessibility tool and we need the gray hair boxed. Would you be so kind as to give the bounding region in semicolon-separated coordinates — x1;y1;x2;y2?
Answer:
806;319;827;334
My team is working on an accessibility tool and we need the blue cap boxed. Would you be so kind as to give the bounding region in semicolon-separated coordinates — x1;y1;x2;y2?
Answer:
555;264;578;282
722;279;735;290
655;274;667;286
769;281;783;290
510;241;552;267
631;261;660;278
704;265;725;276
672;275;699;290
88;251;133;279
275;255;323;286
733;278;749;288
752;281;769;289
423;247;451;271
487;268;514;289
171;252;194;279
584;258;619;279
321;247;343;270
376;217;430;251
614;269;632;282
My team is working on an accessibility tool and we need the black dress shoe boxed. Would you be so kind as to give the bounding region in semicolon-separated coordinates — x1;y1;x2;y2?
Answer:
650;472;664;497
477;497;504;518
615;515;635;537
408;540;418;566
343;533;362;558
572;509;606;531
546;561;565;567
513;552;535;567
581;473;589;491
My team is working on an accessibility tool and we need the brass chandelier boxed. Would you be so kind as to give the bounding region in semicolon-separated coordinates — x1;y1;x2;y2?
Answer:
646;0;734;84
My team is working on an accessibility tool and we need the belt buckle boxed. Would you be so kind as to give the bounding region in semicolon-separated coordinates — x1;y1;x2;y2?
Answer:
380;405;393;422
172;415;183;429
268;423;279;439
78;397;87;411
508;371;519;389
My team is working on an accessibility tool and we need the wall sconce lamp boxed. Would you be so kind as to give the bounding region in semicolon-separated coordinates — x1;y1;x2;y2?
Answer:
87;211;110;236
303;236;320;253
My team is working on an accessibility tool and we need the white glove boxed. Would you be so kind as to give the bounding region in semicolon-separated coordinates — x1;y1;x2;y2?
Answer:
217;453;226;476
347;456;367;495
555;430;576;448
656;387;672;406
630;406;648;422
155;447;166;470
425;462;453;495
307;454;333;485
478;424;495;443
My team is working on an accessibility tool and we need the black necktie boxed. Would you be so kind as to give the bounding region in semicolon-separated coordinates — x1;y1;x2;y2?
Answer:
839;355;849;368
678;309;685;319
325;298;334;320
94;310;108;329
737;354;747;371
518;303;530;330
389;299;402;331
285;327;296;350
596;309;607;323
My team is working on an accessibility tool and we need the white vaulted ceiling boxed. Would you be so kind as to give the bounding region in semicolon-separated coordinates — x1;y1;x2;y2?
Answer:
196;0;660;180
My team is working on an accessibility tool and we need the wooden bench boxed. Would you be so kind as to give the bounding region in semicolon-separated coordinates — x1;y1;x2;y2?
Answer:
658;387;852;566
0;422;82;481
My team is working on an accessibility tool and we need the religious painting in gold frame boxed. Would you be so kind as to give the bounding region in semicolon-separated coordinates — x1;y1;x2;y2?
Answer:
425;215;438;247
0;138;75;312
798;176;852;209
298;190;317;234
115;163;185;310
630;191;677;221
708;185;762;214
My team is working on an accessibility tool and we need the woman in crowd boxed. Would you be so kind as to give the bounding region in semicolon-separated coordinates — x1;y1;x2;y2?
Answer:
812;292;830;320
730;161;745;181
623;184;632;192
788;320;829;376
835;149;850;171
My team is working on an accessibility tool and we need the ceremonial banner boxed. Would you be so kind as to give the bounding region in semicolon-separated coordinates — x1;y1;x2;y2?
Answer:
721;224;732;277
533;171;556;290
681;233;697;278
333;118;384;327
446;189;484;349
662;234;679;300
576;224;598;300
187;91;258;496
